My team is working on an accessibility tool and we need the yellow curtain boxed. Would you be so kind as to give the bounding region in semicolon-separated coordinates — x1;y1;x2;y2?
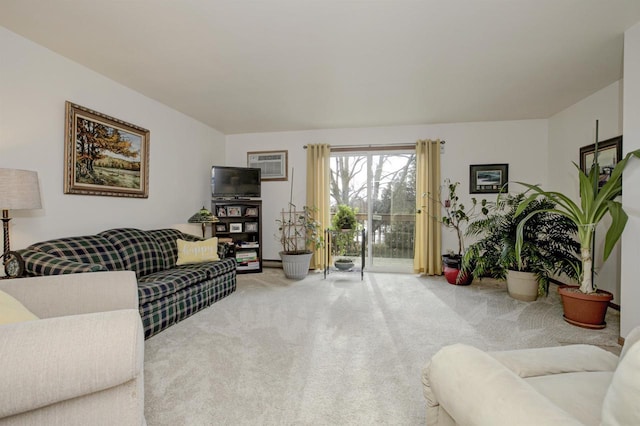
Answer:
414;139;442;275
306;144;331;269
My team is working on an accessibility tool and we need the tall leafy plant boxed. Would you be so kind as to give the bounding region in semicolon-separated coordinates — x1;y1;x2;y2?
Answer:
440;179;487;257
463;193;580;294
515;148;640;294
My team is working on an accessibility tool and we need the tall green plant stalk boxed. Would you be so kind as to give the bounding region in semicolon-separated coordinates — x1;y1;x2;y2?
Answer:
515;149;640;294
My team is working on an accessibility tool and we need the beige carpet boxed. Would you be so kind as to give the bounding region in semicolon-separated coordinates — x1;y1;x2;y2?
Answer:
144;269;620;425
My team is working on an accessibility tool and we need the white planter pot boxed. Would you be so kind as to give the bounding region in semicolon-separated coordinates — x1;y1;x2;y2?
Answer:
506;270;539;302
279;251;313;280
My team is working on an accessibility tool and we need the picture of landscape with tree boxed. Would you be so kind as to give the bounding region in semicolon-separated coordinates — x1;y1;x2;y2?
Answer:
64;102;149;198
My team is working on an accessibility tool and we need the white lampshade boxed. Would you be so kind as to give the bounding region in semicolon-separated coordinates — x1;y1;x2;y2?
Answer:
0;168;42;210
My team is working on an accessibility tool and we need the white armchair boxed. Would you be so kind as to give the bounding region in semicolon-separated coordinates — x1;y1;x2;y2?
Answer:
0;271;145;426
422;327;640;425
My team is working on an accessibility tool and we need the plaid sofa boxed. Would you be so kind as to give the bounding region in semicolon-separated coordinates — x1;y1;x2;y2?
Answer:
19;228;237;338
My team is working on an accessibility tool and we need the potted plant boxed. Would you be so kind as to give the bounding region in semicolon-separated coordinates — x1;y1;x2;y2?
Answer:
439;179;487;285
277;203;323;279
463;193;580;301
331;204;359;270
515;146;640;327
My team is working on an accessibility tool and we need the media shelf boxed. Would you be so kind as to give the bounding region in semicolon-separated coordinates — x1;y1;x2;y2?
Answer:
212;199;262;274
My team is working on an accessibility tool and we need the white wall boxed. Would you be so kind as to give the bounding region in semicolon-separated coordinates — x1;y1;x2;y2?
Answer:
0;26;225;252
547;81;623;301
621;22;640;337
226;120;548;260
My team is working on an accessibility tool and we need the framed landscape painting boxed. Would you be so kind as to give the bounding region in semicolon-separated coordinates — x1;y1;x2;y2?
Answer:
64;101;150;198
469;163;509;194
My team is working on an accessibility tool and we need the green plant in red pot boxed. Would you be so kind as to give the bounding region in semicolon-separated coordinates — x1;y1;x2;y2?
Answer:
440;179;487;285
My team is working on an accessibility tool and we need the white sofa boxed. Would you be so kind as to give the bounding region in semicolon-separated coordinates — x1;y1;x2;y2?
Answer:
0;271;145;426
422;327;640;426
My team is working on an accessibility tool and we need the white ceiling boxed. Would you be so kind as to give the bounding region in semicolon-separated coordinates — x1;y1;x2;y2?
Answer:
2;1;640;135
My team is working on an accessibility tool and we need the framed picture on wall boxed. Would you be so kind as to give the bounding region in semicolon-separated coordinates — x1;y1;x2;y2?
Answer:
247;150;288;181
469;164;509;194
64;101;150;198
579;136;622;189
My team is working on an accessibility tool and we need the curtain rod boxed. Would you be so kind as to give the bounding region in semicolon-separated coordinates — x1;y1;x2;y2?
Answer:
303;140;445;149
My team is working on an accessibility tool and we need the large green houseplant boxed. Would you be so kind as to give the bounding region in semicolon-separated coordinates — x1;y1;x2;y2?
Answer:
462;193;580;301
515;146;640;326
439;179;487;284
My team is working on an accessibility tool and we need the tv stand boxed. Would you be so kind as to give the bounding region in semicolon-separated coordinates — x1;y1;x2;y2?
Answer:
211;199;262;274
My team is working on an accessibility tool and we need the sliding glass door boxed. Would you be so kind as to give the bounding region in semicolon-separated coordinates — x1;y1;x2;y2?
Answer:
330;151;416;273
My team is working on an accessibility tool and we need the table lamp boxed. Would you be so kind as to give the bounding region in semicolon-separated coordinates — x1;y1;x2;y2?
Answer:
188;206;219;238
0;168;42;255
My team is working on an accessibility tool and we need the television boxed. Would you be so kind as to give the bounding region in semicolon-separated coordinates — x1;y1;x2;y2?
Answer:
211;166;261;199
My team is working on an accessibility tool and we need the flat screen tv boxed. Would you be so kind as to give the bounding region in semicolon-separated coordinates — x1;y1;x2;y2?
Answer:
211;166;261;199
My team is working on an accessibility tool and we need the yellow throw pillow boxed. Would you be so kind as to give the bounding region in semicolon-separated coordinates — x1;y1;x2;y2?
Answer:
176;237;220;265
0;289;39;325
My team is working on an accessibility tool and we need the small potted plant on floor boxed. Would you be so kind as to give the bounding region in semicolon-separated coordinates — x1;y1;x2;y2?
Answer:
515;143;640;327
462;193;580;301
331;204;359;270
440;179;487;285
277;204;323;280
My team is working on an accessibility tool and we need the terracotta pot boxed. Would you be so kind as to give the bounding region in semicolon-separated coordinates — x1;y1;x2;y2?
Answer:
558;285;613;329
506;270;538;302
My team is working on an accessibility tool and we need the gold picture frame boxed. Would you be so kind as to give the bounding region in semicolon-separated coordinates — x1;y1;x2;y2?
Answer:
64;101;150;198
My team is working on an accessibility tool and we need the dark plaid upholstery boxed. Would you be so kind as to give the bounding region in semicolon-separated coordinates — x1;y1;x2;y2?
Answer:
137;258;236;305
139;262;236;338
28;235;125;271
178;258;237;279
137;267;210;305
19;249;108;276
147;228;201;269
22;228;237;339
99;228;165;278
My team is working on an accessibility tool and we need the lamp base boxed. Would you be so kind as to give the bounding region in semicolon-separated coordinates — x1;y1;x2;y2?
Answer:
2;209;11;255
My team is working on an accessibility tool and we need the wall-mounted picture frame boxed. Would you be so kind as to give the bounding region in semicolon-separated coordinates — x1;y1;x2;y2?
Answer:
64;101;150;198
245;222;258;232
579;135;623;189
247;150;288;181
469;163;509;194
245;207;258;217
229;223;243;233
226;206;242;217
215;223;227;233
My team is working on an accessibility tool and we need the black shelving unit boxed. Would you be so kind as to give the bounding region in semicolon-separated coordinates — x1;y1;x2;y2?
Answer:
212;199;262;273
